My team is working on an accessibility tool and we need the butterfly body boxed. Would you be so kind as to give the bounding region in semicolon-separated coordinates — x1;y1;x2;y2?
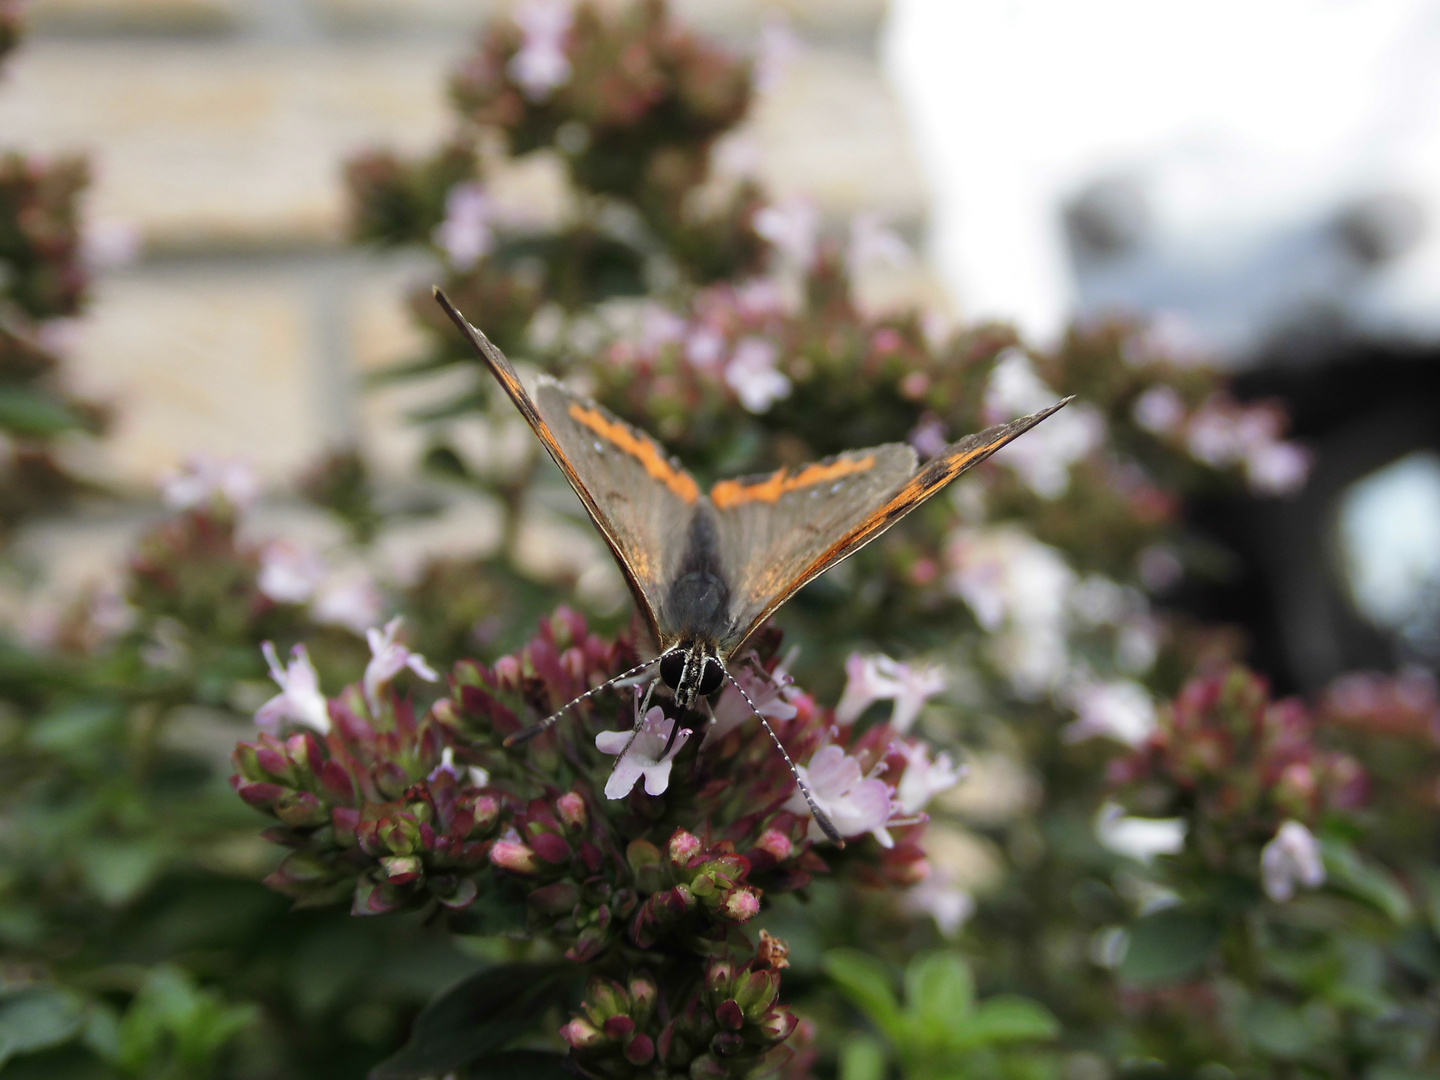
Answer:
434;287;1070;843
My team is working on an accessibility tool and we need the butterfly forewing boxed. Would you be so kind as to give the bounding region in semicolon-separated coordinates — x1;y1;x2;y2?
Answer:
434;289;698;641
708;444;919;654
713;401;1073;657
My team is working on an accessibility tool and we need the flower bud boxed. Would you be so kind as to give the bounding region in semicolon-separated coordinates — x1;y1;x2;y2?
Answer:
720;888;761;923
668;829;702;866
714;999;745;1031
377;815;421;856
628;975;657;1024
561;1017;603;1049
381;855;422;884
623;1032;655;1065
489;840;539;875
584;979;629;1023
734;970;778;1019
711;1030;746;1056
492;654;521;688
529;830;572;865
754;828;793;861
602;1015;635;1039
556;791;587;832
275;791;329;828
627;838;663;893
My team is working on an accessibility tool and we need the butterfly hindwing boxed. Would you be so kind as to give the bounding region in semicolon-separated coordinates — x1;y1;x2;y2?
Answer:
713;400;1073;656
435;289;698;641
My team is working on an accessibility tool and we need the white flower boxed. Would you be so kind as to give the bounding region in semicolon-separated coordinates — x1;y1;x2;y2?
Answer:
428;746;490;788
639;304;687;354
256;642;330;735
312;573;385;635
894;740;965;816
1064;680;1156;747
257;541;326;605
434;183;496;270
1261;820;1326;902
984;350;1102;498
363;617;440;713
509;0;573;101
710;662;797;743
784;745;894;846
1095;801;1186;864
902;875;975;937
834;653;945;734
847;212;911;279
754;198;819;270
596;706;692;799
725;337;791;413
161;456;259;511
685;325;726;371
1131;385;1186;435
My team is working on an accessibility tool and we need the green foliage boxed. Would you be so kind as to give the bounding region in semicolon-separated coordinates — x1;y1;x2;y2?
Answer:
825;949;1059;1080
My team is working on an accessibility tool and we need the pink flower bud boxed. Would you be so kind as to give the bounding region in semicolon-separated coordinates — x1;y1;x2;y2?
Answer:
489;840;539;875
754;829;793;861
668;829;702;866
529;830;572;865
602;1015;635;1039
492;655;521;688
721;888;761;922
561;1017;603;1049
715;999;745;1031
556;791;588;832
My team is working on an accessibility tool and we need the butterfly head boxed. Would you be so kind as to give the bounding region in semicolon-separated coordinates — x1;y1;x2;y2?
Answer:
658;642;725;711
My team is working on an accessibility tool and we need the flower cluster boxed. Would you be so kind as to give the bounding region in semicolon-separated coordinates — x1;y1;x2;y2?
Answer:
232;603;965;1071
564;942;797;1079
1109;664;1367;885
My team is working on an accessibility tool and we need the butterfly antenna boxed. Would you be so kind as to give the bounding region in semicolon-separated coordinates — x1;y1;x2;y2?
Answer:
724;670;846;849
504;658;657;747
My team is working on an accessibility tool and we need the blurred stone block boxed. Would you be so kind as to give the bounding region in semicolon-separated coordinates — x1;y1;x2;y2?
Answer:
751;49;925;225
0;40;458;252
70;269;324;486
26;0;240;34
312;0;501;32
673;0;885;45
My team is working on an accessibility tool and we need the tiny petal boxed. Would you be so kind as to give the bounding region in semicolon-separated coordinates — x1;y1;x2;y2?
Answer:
596;707;691;799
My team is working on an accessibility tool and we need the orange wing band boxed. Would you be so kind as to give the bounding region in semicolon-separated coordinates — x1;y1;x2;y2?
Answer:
567;403;700;504
711;455;877;509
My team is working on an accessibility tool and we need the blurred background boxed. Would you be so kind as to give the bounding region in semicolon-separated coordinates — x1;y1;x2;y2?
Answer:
6;0;1438;694
4;0;1440;1076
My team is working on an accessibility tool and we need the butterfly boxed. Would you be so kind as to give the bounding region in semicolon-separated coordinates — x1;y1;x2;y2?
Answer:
435;288;1069;844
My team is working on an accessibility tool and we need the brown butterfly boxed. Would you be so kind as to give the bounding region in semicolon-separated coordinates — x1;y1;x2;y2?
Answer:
436;288;1069;843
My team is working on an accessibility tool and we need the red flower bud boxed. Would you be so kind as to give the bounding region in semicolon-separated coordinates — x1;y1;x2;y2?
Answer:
668;829;702;866
623;1032;655;1065
556;791;587;832
489;840;539;875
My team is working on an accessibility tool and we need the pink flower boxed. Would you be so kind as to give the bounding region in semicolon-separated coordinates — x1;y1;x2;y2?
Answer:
161;456;259;511
1261;820;1325;902
710;661;798;743
257;540;326;604
834;653;945;734
685;325;726;371
1245;441;1310;496
893;740;964;815
433;183;496;270
1131;385;1186;435
784;745;894;846
595;706;692;799
754;198;819;270
847;212;911;279
508;0;573;101
725;337;791;413
363;617;439;713
984;350;1101;497
256;642;330;734
313;572;385;635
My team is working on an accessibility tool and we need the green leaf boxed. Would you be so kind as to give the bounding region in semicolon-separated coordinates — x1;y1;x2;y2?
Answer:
838;1033;888;1080
368;962;575;1080
1323;842;1413;924
905;951;975;1039
78;838;168;907
0;386;83;435
823;949;905;1044
950;996;1061;1051
469;1050;572;1079
0;987;87;1067
1118;907;1222;985
1243;997;1314;1059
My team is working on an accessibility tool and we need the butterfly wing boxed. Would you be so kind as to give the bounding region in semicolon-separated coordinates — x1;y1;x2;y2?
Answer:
712;399;1073;657
436;289;700;643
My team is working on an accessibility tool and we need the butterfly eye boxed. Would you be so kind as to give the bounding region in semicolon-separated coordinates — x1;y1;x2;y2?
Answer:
659;651;686;690
697;658;725;697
